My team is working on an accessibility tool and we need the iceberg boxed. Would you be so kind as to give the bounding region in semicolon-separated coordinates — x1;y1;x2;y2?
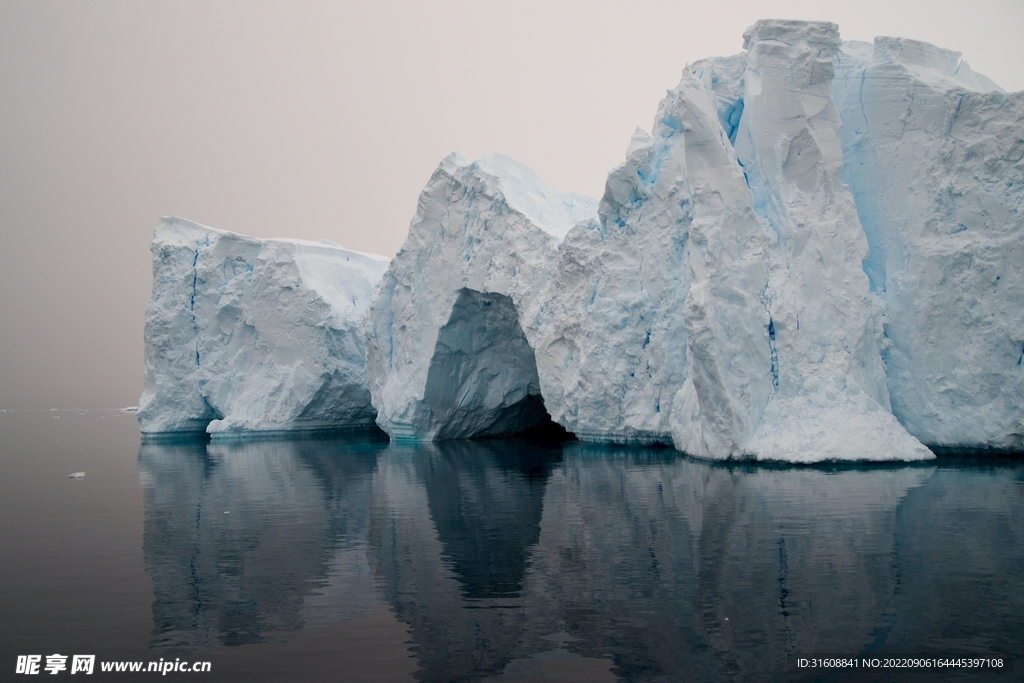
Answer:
138;216;389;437
364;153;597;440
141;20;1020;462
367;20;978;461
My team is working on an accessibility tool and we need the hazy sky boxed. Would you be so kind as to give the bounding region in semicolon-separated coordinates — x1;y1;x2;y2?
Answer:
2;0;1022;410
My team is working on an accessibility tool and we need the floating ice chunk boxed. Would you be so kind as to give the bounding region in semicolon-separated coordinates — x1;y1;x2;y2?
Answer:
68;472;85;479
138;216;389;437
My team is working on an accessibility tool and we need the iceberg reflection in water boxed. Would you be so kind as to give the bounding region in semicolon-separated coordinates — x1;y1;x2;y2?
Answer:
138;434;1023;682
138;435;388;649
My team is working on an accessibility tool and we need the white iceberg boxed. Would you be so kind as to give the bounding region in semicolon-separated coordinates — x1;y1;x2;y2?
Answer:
366;21;945;461
142;20;1021;462
541;20;931;461
364;153;597;440
138;216;389;437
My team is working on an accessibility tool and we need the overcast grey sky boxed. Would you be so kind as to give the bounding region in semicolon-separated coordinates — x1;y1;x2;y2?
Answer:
2;0;1022;410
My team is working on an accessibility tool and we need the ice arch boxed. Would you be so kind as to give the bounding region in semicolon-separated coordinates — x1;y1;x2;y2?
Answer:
423;289;550;440
364;152;598;442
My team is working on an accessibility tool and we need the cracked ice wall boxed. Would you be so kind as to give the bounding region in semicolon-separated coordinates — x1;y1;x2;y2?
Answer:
835;37;1024;450
139;216;389;437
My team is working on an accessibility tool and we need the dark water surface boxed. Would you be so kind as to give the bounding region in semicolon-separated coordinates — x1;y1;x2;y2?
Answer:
1;411;1022;682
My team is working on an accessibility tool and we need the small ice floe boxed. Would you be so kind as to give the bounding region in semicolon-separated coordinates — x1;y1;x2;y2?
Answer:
120;406;139;413
223;511;230;514
68;472;86;479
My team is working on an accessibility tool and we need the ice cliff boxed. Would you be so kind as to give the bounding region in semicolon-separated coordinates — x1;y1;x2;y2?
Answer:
676;20;931;461
534;123;693;444
138;216;389;437
834;36;1024;450
531;20;928;461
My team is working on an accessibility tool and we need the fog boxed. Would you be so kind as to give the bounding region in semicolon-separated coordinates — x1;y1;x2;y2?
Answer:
2;0;1021;409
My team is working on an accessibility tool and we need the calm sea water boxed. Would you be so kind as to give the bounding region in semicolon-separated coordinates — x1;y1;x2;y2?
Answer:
1;410;1021;682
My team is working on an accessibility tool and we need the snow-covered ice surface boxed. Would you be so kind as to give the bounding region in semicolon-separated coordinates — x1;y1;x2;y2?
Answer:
138;216;389;438
835;36;1024;450
364;153;597;440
